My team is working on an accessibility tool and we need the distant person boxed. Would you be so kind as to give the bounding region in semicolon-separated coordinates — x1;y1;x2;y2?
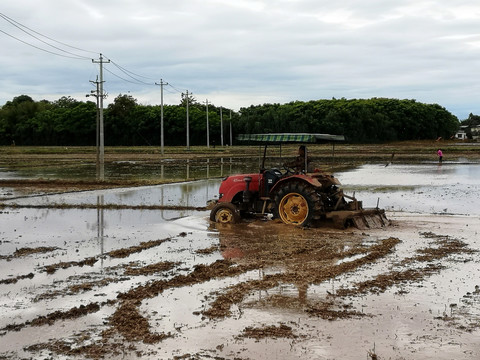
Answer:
284;145;312;172
437;149;443;163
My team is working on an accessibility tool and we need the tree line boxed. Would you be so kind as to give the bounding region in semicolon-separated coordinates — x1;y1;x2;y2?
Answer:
0;94;460;146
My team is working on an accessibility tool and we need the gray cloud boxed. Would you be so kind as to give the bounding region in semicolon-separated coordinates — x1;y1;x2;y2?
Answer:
2;0;480;119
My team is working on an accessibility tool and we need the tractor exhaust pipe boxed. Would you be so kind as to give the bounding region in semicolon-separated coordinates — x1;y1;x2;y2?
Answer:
243;176;252;203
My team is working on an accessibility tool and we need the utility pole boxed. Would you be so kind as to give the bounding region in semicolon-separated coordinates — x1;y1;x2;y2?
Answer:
87;77;100;174
229;110;233;146
220;106;224;146
182;90;190;150
155;79;168;155
92;53;110;180
204;99;210;148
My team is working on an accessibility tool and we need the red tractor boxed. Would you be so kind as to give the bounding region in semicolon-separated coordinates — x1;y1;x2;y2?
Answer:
209;133;388;229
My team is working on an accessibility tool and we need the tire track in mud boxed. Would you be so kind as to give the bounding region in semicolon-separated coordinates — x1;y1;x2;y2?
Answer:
13;236;398;358
2;230;477;359
31;236;185;301
0;247;59;284
44;257;98;274
41;235;180;275
3;259;259;359
0;246;59;262
329;232;480;336
0;233;184;333
202;237;401;318
1;302;104;333
336;233;477;297
0;272;34;285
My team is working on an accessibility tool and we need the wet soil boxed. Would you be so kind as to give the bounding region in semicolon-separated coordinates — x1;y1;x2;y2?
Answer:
1;213;479;359
0;179;180;200
1;145;480;359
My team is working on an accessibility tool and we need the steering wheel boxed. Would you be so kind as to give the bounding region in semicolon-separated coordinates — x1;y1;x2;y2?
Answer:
282;164;296;175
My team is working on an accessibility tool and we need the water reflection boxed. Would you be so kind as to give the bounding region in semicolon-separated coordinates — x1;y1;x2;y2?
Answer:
2;179;220;209
97;195;105;271
338;163;480;215
0;158;259;182
2;163;480;216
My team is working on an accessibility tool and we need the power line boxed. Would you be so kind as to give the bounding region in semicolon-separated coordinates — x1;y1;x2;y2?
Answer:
108;58;156;81
107;59;155;85
1;12;194;103
0;29;88;60
103;66;154;86
0;12;94;59
163;87;178;95
168;83;186;94
0;12;96;54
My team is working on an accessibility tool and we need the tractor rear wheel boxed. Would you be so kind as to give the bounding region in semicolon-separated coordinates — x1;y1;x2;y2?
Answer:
273;182;321;226
210;203;241;224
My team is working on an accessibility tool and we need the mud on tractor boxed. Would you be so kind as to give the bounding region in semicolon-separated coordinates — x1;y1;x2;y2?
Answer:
209;133;388;229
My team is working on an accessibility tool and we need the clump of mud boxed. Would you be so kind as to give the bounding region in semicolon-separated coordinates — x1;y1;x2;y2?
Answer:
195;245;219;255
239;324;297;339
305;300;368;320
107;238;171;258
1;303;103;333
0;272;34;285
106;300;172;344
0;246;58;260
44;257;98;274
124;261;177;276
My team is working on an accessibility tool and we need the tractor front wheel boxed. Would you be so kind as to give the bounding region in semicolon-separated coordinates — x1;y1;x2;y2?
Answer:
274;183;320;226
210;203;241;224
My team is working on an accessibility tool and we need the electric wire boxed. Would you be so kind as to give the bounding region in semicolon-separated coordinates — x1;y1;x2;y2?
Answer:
107;58;157;81
0;12;93;60
103;66;155;86
168;83;187;94
107;59;155;85
0;29;88;60
1;12;193;102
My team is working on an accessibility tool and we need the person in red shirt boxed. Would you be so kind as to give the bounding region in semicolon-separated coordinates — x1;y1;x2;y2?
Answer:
437;149;443;163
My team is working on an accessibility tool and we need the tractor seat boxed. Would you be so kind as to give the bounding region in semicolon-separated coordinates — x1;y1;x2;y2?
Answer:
265;168;282;194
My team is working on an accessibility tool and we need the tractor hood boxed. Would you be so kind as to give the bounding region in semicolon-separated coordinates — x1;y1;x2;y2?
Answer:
217;173;261;202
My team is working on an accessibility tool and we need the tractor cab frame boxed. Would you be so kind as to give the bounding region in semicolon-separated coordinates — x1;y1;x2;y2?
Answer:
209;133;388;229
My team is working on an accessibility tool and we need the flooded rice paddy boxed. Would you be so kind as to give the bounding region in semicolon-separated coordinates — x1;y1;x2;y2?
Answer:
0;161;480;359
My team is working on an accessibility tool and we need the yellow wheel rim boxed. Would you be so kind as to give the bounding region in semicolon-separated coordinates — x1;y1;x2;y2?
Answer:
278;192;309;225
216;208;235;223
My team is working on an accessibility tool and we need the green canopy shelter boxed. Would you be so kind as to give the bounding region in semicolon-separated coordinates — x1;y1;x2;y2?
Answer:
236;133;345;171
236;133;345;143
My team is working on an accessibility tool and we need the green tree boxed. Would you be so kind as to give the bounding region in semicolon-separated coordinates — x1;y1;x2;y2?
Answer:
105;94;138;145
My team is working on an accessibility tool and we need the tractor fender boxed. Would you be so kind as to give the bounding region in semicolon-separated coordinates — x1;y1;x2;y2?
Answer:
270;174;322;195
217;173;261;203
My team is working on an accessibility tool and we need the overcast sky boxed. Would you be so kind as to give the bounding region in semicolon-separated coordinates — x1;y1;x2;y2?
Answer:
2;1;480;120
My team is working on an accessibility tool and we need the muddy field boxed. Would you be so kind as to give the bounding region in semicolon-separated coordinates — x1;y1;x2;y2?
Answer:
0;143;480;359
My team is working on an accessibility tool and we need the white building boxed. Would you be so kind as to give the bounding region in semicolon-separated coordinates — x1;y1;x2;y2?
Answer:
455;126;468;140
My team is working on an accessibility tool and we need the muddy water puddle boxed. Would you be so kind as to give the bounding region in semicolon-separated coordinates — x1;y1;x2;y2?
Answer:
338;163;480;215
0;157;255;183
1;163;480;359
